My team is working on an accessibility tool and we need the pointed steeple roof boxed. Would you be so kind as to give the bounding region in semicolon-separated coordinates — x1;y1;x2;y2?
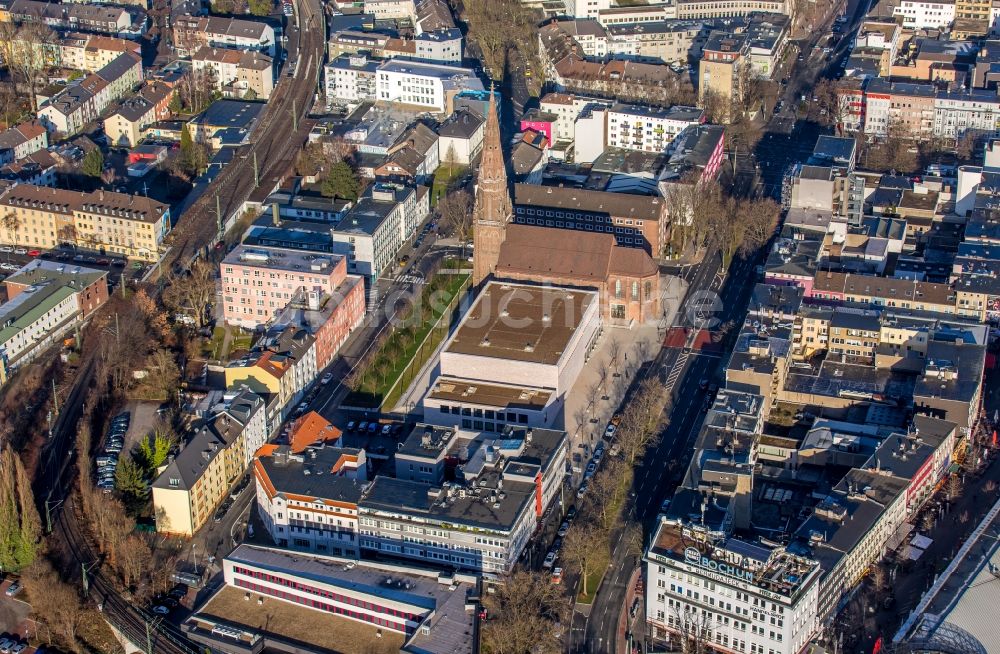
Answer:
474;86;511;227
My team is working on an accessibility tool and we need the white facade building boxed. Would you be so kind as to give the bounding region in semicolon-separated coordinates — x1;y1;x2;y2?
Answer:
539;92;612;144
254;444;367;557
376;60;483;113
364;0;416;19
564;0;612;19
324;55;379;105
645;521;822;654
331;183;428;283
892;0;955;29
358;425;568;573
413;28;463;64
606;104;704;153
933;90;1000;139
574;105;609;163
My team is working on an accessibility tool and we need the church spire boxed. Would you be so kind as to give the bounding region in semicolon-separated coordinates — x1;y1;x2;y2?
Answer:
472;86;511;287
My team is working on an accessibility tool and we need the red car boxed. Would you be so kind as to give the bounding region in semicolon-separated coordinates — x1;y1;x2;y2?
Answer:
27;250;40;257
97;258;110;265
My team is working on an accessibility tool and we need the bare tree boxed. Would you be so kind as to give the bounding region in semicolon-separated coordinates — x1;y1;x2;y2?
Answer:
437;189;473;258
946;475;963;502
481;570;570;654
162;259;216;328
671;604;717;654
737;197;781;256
21;558;84;649
561;524;608;598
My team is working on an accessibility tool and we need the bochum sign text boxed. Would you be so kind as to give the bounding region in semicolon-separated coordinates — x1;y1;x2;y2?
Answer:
684;546;756;583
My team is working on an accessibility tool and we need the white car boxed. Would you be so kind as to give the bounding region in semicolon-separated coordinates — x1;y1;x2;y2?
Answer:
543;551;557;569
604;423;616;439
321;372;333;385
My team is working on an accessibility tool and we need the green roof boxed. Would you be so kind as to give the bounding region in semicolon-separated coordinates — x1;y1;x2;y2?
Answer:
0;284;77;348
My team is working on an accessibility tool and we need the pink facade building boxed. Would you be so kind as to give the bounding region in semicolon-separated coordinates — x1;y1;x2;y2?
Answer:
221;246;360;330
519;110;556;148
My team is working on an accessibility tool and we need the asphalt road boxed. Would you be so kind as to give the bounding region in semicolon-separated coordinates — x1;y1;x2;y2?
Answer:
575;0;879;645
573;249;761;654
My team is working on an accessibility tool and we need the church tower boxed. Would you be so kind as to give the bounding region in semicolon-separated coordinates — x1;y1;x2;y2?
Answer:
472;88;511;288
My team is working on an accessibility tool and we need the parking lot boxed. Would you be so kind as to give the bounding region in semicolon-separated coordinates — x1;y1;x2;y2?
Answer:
0;247;148;290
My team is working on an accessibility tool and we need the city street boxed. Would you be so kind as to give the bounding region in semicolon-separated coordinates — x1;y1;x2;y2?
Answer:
573;248;762;653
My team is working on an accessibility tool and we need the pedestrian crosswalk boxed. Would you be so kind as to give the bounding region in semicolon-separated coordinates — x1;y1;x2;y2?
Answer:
663;348;690;395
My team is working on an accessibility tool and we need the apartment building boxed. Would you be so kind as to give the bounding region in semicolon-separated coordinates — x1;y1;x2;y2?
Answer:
37;51;143;136
324;54;380;104
191;47;274;100
0;121;48;164
172;15;276;57
330;183;428;283
221;246;358;328
539;92;612;144
225;326;317;425
3;0;147;38
358;424;568;573
436;109;485;164
699;32;747;120
0;184;170;261
622;19;707;62
412;28;463;64
513;183;669;255
606;104;704;153
956;0;991;21
104;81;173;148
152;390;267;536
254;443;367;557
797;417;958;621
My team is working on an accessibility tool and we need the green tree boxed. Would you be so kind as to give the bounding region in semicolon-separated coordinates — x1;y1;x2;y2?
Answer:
137;428;175;473
0;447;39;572
168;93;183;114
81;148;103;178
114;457;147;498
178;125;208;177
321;161;360;200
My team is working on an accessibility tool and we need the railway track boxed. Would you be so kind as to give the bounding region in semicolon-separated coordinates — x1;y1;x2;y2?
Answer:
164;0;325;270
31;2;328;652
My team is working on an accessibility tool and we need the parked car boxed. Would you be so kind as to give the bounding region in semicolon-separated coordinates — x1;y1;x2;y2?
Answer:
346;421;356;432
577;483;588;499
542;551;557;569
152;605;171;615
0;639;12;654
551;567;562;584
321;372;333;385
604;423;616;439
12;248;25;255
557;521;569;537
11;642;26;654
5;581;21;597
367;422;378;434
381;424;392;436
566;507;577;521
358;421;368;433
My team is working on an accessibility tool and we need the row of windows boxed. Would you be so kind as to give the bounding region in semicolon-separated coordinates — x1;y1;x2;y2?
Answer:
438;405;532;423
234;578;414;633
233;567;421;622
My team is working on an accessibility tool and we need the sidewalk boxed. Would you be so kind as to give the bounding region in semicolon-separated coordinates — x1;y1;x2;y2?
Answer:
861;443;1000;651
